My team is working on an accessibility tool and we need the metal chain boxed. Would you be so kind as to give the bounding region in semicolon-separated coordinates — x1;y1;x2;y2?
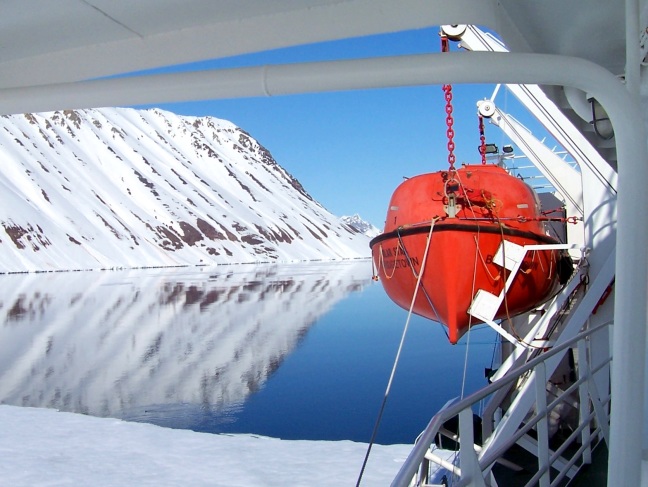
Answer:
478;115;487;164
443;85;456;170
441;36;456;171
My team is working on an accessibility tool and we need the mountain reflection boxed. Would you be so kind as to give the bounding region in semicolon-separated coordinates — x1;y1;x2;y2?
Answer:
0;262;371;422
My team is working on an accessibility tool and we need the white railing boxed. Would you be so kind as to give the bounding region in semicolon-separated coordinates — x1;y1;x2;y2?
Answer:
391;321;612;487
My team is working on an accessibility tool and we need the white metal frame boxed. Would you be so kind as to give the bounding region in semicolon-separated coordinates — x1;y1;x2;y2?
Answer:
467;242;578;348
392;321;612;487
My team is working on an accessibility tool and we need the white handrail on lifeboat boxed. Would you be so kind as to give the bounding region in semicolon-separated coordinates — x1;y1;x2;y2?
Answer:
391;320;612;487
467;242;579;348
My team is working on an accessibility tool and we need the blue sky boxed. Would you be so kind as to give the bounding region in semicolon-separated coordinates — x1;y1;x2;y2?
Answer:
133;27;538;228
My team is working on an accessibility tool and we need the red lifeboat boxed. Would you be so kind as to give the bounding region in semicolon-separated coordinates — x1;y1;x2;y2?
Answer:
370;164;572;344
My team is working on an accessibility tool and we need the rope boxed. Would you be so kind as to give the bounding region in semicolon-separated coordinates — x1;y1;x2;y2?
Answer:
355;220;436;487
474;235;502;282
372;220;447;340
450;209;484;485
460;235;481;400
376;242;401;279
396;224;450;342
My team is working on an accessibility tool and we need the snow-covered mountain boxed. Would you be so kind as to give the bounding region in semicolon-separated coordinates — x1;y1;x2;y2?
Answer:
341;214;381;238
0;108;371;273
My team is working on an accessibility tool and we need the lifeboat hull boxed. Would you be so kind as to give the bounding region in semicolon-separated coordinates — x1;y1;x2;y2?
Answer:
370;165;569;344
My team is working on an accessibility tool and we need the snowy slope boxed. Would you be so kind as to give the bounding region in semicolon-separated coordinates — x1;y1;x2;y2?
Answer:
0;108;370;272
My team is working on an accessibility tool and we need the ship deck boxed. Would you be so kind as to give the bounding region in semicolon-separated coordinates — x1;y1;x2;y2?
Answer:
487;442;608;486
569;443;608;487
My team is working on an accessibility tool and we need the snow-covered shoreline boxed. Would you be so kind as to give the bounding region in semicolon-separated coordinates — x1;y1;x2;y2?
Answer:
0;405;418;486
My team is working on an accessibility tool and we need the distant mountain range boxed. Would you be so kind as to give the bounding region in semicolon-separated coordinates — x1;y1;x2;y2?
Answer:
0;108;376;273
340;214;380;238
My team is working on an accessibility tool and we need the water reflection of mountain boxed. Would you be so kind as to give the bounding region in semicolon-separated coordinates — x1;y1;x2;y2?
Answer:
0;261;370;421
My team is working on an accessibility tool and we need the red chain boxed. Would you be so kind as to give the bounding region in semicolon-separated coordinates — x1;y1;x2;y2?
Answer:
441;37;456;171
443;85;456;170
478;115;487;165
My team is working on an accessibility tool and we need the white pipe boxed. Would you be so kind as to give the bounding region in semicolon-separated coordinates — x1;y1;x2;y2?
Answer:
0;52;635;116
0;51;645;485
627;0;648;472
624;1;647;484
626;0;641;97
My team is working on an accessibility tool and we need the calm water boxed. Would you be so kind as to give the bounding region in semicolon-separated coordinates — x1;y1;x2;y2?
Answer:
0;261;497;445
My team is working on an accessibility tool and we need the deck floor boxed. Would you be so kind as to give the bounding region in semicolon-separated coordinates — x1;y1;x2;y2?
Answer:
489;441;608;486
568;443;607;486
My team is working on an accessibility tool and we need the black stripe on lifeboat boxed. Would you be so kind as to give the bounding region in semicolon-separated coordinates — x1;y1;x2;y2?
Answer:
369;222;561;248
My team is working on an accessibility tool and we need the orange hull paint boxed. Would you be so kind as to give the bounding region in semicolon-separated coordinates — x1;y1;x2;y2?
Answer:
370;165;569;344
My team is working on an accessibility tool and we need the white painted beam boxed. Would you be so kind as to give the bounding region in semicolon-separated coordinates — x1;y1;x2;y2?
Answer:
0;0;499;88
